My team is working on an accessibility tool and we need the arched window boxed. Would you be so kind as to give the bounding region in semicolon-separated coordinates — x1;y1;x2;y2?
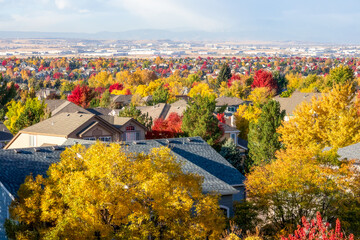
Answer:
219;205;230;218
126;125;135;131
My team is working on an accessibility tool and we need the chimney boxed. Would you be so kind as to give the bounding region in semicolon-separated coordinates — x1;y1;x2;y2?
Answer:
231;115;235;127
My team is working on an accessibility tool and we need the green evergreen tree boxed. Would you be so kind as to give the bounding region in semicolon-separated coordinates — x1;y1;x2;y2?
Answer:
0;76;18;120
118;105;152;129
219;138;244;174
248;100;285;167
151;84;169;105
181;95;223;147
99;90;111;108
216;63;232;87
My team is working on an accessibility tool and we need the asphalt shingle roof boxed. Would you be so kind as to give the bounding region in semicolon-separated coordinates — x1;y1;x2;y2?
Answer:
0;122;13;141
0;137;244;197
20;113;96;137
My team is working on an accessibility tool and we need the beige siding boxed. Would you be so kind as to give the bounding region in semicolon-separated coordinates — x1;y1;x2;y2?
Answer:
8;133;67;149
120;121;146;141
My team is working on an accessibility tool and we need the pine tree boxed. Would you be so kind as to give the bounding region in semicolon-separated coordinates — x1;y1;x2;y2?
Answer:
216;63;232;87
219;138;244;174
181;95;223;147
248;100;285;167
99;89;111;108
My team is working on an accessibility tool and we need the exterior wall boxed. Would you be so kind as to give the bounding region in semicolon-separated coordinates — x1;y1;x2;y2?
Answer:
0;183;13;240
232;186;246;202
120;122;146;141
221;132;238;145
80;125;119;141
219;194;235;217
7;133;67;149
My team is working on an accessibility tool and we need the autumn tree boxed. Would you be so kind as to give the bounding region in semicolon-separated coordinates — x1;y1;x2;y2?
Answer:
182;95;223;147
118;105;152;129
278;83;360;155
217;63;232;87
5;98;48;135
245;147;358;236
6;142;225;239
248;100;285;167
146;112;183;139
327;65;355;87
251;69;277;93
67;85;95;108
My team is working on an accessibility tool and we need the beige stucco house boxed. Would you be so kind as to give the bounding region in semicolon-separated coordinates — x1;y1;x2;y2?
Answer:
5;113;147;149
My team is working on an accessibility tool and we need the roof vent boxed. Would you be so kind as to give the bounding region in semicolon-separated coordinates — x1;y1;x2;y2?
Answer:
79;114;83;117
165;139;170;144
187;138;192;142
33;148;40;152
133;141;137;145
52;146;62;151
67;113;70;116
14;149;23;154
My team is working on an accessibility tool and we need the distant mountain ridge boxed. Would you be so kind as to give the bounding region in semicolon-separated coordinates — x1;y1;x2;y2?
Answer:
0;30;289;42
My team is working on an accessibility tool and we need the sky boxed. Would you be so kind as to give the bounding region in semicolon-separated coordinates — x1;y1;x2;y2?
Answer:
0;0;359;43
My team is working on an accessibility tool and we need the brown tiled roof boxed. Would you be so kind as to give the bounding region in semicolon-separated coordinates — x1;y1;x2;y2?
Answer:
45;100;91;116
136;103;169;120
273;92;323;116
216;96;244;106
20;113;96;137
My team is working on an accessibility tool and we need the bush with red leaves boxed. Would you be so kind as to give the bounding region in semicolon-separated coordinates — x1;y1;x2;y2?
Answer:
282;212;354;240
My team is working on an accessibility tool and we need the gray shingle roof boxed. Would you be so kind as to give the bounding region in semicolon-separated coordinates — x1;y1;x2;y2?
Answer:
0;137;244;197
0;122;13;141
336;142;360;160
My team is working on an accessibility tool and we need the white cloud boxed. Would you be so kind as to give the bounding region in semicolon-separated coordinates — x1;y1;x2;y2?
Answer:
54;0;70;10
110;0;225;31
79;9;90;13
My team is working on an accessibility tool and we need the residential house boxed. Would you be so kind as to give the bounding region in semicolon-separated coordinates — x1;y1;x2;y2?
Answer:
36;88;60;100
44;99;92;116
216;96;246;116
0;137;245;239
111;94;132;108
0;122;12;149
273;92;322;121
4;113;147;149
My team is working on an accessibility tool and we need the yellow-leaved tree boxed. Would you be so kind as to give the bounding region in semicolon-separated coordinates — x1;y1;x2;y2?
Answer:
278;83;360;155
245;147;358;236
6;142;225;240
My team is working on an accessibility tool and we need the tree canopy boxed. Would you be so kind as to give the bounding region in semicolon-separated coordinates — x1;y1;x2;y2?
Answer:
6;142;225;240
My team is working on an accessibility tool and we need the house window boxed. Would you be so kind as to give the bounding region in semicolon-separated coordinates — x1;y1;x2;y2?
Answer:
99;136;112;143
230;133;236;143
84;137;96;141
29;135;37;147
126;125;135;131
219;205;230;218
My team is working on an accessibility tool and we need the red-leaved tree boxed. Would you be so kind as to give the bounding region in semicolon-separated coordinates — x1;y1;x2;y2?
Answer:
251;69;278;91
282;212;354;240
216;113;226;123
146;112;183;139
67;85;95;108
109;83;124;93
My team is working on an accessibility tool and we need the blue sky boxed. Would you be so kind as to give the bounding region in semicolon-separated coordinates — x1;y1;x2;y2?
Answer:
0;0;359;43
